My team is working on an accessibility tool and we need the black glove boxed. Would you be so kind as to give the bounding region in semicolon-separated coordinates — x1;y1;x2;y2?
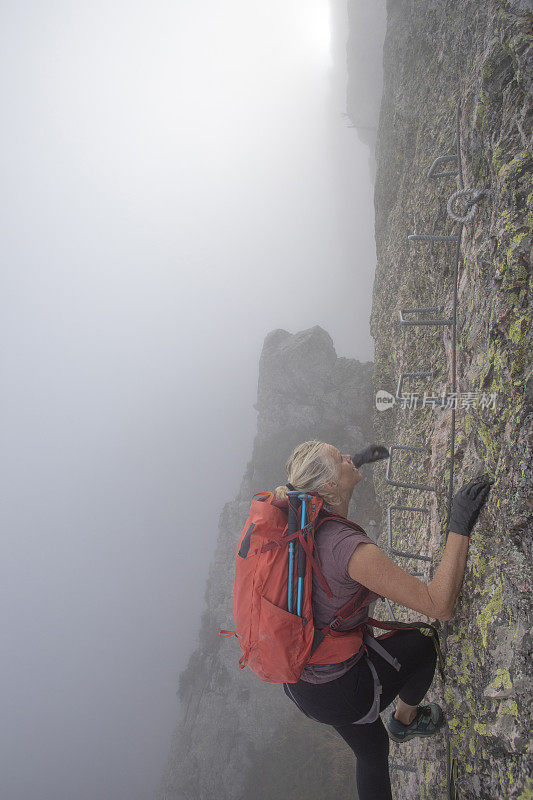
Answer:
351;445;389;468
448;474;494;537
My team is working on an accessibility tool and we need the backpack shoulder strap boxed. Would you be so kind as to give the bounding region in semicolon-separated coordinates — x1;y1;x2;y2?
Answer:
317;511;367;535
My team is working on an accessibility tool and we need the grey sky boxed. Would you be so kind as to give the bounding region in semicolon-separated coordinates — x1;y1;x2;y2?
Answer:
0;2;383;798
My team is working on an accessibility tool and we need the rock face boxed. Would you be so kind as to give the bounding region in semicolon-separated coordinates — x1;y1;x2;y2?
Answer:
371;1;531;798
156;2;532;798
155;326;380;800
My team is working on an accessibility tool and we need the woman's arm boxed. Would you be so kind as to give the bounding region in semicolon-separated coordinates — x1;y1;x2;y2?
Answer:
347;532;469;621
348;475;493;620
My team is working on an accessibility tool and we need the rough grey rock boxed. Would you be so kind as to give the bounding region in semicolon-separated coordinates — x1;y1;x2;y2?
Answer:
371;1;532;798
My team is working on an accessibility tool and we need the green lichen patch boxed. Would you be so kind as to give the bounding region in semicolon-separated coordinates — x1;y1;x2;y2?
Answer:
476;582;504;649
490;667;513;691
499;698;519;717
497;152;533;207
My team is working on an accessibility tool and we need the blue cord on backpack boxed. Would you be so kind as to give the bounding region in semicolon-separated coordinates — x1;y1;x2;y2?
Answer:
296;494;309;616
286;491;300;613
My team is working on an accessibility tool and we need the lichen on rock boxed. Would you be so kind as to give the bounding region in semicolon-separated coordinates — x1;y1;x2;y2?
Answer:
372;1;531;798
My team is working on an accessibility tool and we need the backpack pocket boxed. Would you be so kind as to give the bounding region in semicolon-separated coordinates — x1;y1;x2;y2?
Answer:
255;593;311;683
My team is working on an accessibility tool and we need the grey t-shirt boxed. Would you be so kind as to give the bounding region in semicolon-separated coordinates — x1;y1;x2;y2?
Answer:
299;515;380;684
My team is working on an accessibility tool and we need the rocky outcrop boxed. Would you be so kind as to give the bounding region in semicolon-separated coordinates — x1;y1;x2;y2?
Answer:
155;327;379;800
371;1;531;798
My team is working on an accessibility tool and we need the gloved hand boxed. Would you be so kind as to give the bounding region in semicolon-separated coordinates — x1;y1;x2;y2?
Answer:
351;445;389;468
448;473;494;537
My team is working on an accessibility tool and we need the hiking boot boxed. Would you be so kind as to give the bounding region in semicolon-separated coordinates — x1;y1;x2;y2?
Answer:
386;703;445;743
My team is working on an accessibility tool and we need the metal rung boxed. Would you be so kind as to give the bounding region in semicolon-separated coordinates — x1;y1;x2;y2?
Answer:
387;506;432;562
385;445;434;491
408;234;460;243
395;371;433;401
427;154;459;179
399;307;451;327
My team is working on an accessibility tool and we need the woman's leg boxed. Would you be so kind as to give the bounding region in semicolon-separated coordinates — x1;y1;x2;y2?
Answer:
394;696;418;725
284;630;438;799
332;716;392;800
373;628;438;712
328;630;438;799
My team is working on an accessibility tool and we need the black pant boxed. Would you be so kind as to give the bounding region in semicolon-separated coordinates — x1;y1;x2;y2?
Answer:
283;629;437;800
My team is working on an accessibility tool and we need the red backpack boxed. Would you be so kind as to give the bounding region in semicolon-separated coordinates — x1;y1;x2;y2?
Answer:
219;491;391;683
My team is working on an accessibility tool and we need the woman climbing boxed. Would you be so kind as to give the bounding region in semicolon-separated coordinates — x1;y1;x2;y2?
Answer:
276;439;492;800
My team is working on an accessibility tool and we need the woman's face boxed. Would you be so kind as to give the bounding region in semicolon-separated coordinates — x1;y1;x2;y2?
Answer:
325;444;362;497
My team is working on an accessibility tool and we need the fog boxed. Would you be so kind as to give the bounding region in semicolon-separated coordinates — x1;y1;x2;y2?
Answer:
0;2;382;798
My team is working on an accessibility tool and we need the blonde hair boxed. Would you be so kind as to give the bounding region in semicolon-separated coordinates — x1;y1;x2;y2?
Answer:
274;440;340;507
